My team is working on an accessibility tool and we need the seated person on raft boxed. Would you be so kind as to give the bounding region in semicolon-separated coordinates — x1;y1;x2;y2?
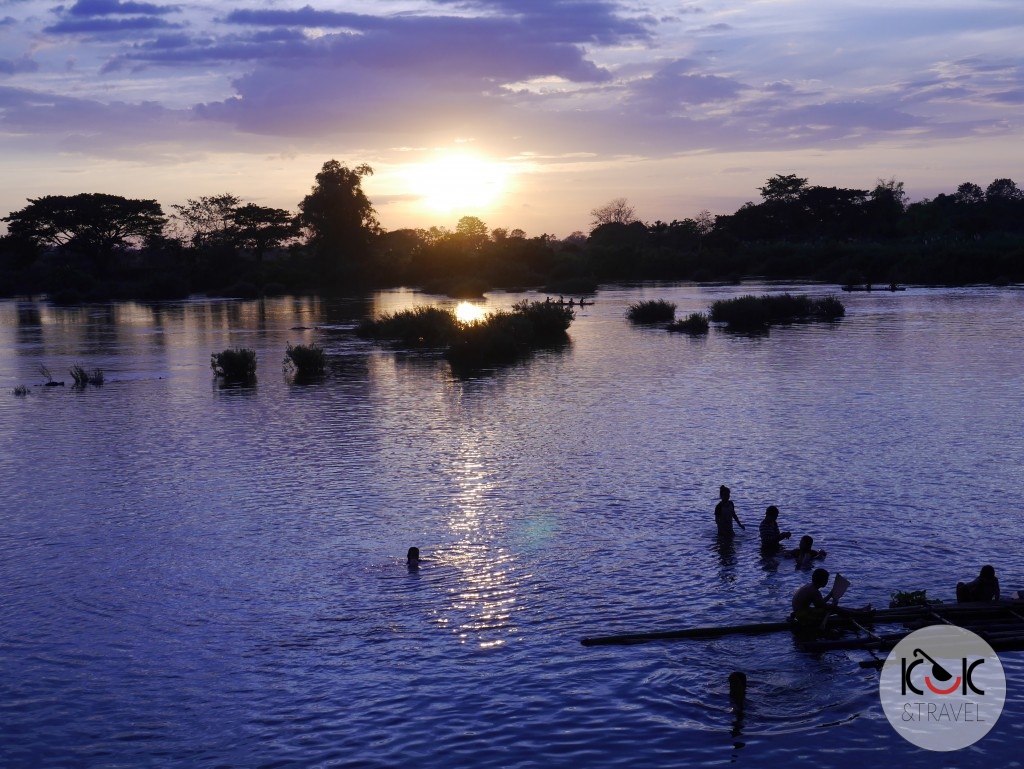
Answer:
791;568;838;627
759;505;791;550
956;564;999;603
784;535;826;569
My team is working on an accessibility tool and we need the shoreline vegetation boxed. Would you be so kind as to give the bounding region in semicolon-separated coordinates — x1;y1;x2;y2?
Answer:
0;167;1022;304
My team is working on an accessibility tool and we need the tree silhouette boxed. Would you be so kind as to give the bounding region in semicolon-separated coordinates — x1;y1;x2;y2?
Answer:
297;160;379;282
589;198;637;230
231;204;296;262
758;174;808;202
3;193;165;274
171;193;240;252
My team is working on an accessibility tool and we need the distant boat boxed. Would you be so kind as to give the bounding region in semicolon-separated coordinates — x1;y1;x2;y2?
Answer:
545;297;594;306
841;283;906;292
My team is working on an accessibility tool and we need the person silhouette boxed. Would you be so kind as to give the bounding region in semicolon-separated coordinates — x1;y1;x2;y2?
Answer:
714;485;745;536
407;547;421;570
758;505;791;551
957;564;1000;602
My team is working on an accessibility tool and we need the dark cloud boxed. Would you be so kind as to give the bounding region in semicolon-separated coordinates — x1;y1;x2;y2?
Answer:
0;56;38;74
222;2;651;46
67;0;179;16
628;60;746;109
762;101;922;140
991;89;1024;104
44;16;179;33
0;84;170;134
111;12;617;85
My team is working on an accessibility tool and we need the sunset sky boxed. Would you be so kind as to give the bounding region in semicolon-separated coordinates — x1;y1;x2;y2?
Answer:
1;0;1021;236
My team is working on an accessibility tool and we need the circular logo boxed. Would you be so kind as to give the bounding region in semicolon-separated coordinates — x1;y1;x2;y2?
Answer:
878;625;1006;751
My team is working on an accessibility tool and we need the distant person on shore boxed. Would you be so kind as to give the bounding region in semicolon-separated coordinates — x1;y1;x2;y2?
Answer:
791;568;839;628
785;535;826;569
407;547;421;570
758;506;791;551
715;485;745;536
957;564;1000;602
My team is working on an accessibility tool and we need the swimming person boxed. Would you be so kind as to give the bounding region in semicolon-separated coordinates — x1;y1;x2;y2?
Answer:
758;505;791;551
791;568;838;628
714;485;745;536
956;564;1000;602
785;535;826;569
407;547;421;569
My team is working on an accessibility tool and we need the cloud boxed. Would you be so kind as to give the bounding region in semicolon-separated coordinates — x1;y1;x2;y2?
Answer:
0;55;37;74
628;59;747;110
44;15;179;33
221;2;652;47
67;0;179;16
110;12;621;86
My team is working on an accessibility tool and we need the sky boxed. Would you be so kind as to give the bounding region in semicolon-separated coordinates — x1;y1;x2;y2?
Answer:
0;0;1021;237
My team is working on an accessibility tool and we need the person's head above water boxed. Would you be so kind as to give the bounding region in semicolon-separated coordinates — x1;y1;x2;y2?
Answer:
799;535;813;550
765;505;779;520
407;546;420;564
811;567;829;588
720;485;731;501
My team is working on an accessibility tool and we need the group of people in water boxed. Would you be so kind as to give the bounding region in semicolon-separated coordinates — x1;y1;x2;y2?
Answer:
715;485;826;566
714;484;1004;629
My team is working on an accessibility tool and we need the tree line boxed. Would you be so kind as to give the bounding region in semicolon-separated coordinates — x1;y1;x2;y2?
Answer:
1;164;1022;303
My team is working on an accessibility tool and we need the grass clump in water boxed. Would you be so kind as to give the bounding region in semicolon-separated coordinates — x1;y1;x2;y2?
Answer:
667;312;710;335
284;343;326;379
211;347;257;383
627;299;676;324
356;306;460;347
358;301;574;368
709;293;845;330
446;300;574;368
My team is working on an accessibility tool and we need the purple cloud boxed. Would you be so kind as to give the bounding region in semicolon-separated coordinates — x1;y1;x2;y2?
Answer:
222;3;651;47
44;16;179;34
628;59;747;109
0;56;38;75
110;12;618;85
67;0;179;16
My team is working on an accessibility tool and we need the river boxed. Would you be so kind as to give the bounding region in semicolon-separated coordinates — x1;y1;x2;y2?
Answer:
1;283;1022;768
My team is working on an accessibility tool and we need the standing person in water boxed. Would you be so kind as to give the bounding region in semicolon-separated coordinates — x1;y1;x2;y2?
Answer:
714;485;745;536
758;505;791;551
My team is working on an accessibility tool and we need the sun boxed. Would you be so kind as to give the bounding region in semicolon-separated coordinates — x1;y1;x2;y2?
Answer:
406;153;510;214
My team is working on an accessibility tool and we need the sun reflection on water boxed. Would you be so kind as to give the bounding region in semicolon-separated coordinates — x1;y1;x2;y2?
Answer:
454;301;487;324
435;448;522;648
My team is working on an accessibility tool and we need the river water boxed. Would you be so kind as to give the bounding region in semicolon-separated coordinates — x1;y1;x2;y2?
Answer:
1;284;1022;768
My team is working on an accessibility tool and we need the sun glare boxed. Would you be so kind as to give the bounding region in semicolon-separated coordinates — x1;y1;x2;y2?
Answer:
455;302;487;324
406;153;509;214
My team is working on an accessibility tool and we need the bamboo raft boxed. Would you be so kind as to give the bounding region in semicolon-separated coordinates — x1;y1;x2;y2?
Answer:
580;601;1024;652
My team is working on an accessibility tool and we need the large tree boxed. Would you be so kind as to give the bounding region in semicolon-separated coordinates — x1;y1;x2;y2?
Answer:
589;198;637;230
171;193;241;253
231;204;296;262
758;174;809;203
3;193;166;273
297;160;379;280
